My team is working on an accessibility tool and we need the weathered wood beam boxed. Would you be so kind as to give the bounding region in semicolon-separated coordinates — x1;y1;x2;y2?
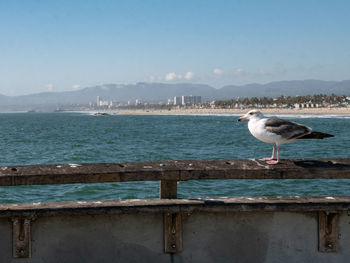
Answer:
318;212;339;252
0;196;349;218
160;180;177;199
160;180;181;253
164;212;182;253
1;158;350;186
12;218;32;258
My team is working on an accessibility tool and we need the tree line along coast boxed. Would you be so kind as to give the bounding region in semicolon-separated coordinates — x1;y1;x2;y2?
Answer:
212;94;350;109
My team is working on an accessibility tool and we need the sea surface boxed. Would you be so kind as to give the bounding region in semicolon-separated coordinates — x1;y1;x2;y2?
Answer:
0;112;350;203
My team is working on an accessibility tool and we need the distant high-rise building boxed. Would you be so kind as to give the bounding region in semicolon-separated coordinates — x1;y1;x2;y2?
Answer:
96;96;113;107
181;95;202;105
193;96;202;104
174;96;182;105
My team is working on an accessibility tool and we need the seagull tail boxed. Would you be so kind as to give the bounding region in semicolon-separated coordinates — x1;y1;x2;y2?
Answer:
298;131;334;140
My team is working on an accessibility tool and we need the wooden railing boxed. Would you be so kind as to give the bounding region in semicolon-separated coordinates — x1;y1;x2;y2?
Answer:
1;158;350;199
2;158;350;184
2;158;350;257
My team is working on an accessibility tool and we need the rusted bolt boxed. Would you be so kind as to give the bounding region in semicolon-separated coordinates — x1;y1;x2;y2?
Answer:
11;168;17;172
160;163;165;167
189;163;193;167
172;244;176;248
17;248;25;255
327;243;333;248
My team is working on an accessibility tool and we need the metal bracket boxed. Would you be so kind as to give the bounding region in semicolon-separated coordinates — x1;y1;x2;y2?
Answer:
318;212;338;252
164;213;182;253
12;218;32;258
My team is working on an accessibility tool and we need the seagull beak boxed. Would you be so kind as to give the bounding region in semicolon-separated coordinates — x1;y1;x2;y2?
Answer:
238;116;247;122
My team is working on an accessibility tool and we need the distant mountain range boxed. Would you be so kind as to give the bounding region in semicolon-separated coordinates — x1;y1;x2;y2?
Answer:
1;80;350;110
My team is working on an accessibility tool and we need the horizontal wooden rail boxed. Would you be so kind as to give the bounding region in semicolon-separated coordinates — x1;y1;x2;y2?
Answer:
0;196;349;218
1;158;350;186
0;196;348;218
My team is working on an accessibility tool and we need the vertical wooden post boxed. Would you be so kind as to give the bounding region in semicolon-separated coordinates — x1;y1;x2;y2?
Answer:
12;218;31;258
318;212;338;252
160;180;177;199
160;180;182;253
164;213;183;253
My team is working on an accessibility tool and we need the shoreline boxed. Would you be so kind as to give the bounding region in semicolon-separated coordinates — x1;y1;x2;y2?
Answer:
103;107;350;115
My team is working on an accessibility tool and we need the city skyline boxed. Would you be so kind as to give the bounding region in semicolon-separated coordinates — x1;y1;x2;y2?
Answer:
1;0;349;96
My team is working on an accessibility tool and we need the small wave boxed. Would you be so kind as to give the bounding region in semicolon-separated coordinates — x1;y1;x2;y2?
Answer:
143;112;350;118
265;114;350;119
145;113;238;117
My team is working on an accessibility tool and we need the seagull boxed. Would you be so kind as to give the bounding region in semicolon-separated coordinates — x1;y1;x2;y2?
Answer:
238;109;334;165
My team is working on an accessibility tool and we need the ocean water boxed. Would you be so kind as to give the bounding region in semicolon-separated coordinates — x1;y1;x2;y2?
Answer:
0;112;349;203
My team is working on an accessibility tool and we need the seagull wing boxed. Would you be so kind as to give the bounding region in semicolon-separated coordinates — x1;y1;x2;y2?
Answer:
264;118;311;140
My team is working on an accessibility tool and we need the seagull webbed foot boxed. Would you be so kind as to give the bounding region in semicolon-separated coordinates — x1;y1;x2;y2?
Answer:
260;157;274;161
266;160;279;165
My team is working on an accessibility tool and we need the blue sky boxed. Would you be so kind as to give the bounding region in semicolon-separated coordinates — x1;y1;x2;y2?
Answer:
0;0;349;95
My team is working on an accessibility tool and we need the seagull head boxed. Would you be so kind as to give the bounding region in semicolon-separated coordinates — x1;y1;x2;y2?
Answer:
238;110;264;122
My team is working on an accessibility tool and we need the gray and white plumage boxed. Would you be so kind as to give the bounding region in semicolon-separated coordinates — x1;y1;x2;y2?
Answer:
238;110;333;164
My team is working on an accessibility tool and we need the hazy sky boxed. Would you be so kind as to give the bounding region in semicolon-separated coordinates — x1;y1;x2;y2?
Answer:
0;0;349;95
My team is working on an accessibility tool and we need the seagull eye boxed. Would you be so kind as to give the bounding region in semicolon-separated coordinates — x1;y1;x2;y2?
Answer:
249;112;253;115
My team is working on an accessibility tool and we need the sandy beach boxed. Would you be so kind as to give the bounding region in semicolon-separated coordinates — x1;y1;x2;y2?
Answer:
110;107;350;115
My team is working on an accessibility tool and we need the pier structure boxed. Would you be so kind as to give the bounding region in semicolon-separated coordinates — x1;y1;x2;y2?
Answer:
1;158;350;262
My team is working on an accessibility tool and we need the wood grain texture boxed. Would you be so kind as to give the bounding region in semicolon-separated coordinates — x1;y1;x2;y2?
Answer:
0;158;350;186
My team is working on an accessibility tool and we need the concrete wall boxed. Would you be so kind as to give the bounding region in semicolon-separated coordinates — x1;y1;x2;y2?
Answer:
1;211;350;263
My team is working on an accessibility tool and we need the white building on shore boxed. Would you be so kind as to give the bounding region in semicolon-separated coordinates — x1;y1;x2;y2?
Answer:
173;95;202;106
181;95;201;105
173;96;182;105
96;96;112;107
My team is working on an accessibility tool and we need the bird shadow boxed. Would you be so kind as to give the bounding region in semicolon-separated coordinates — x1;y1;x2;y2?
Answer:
293;160;350;169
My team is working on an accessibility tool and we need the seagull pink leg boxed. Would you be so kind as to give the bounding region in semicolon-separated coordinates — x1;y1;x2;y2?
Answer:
260;144;276;161
266;145;280;165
